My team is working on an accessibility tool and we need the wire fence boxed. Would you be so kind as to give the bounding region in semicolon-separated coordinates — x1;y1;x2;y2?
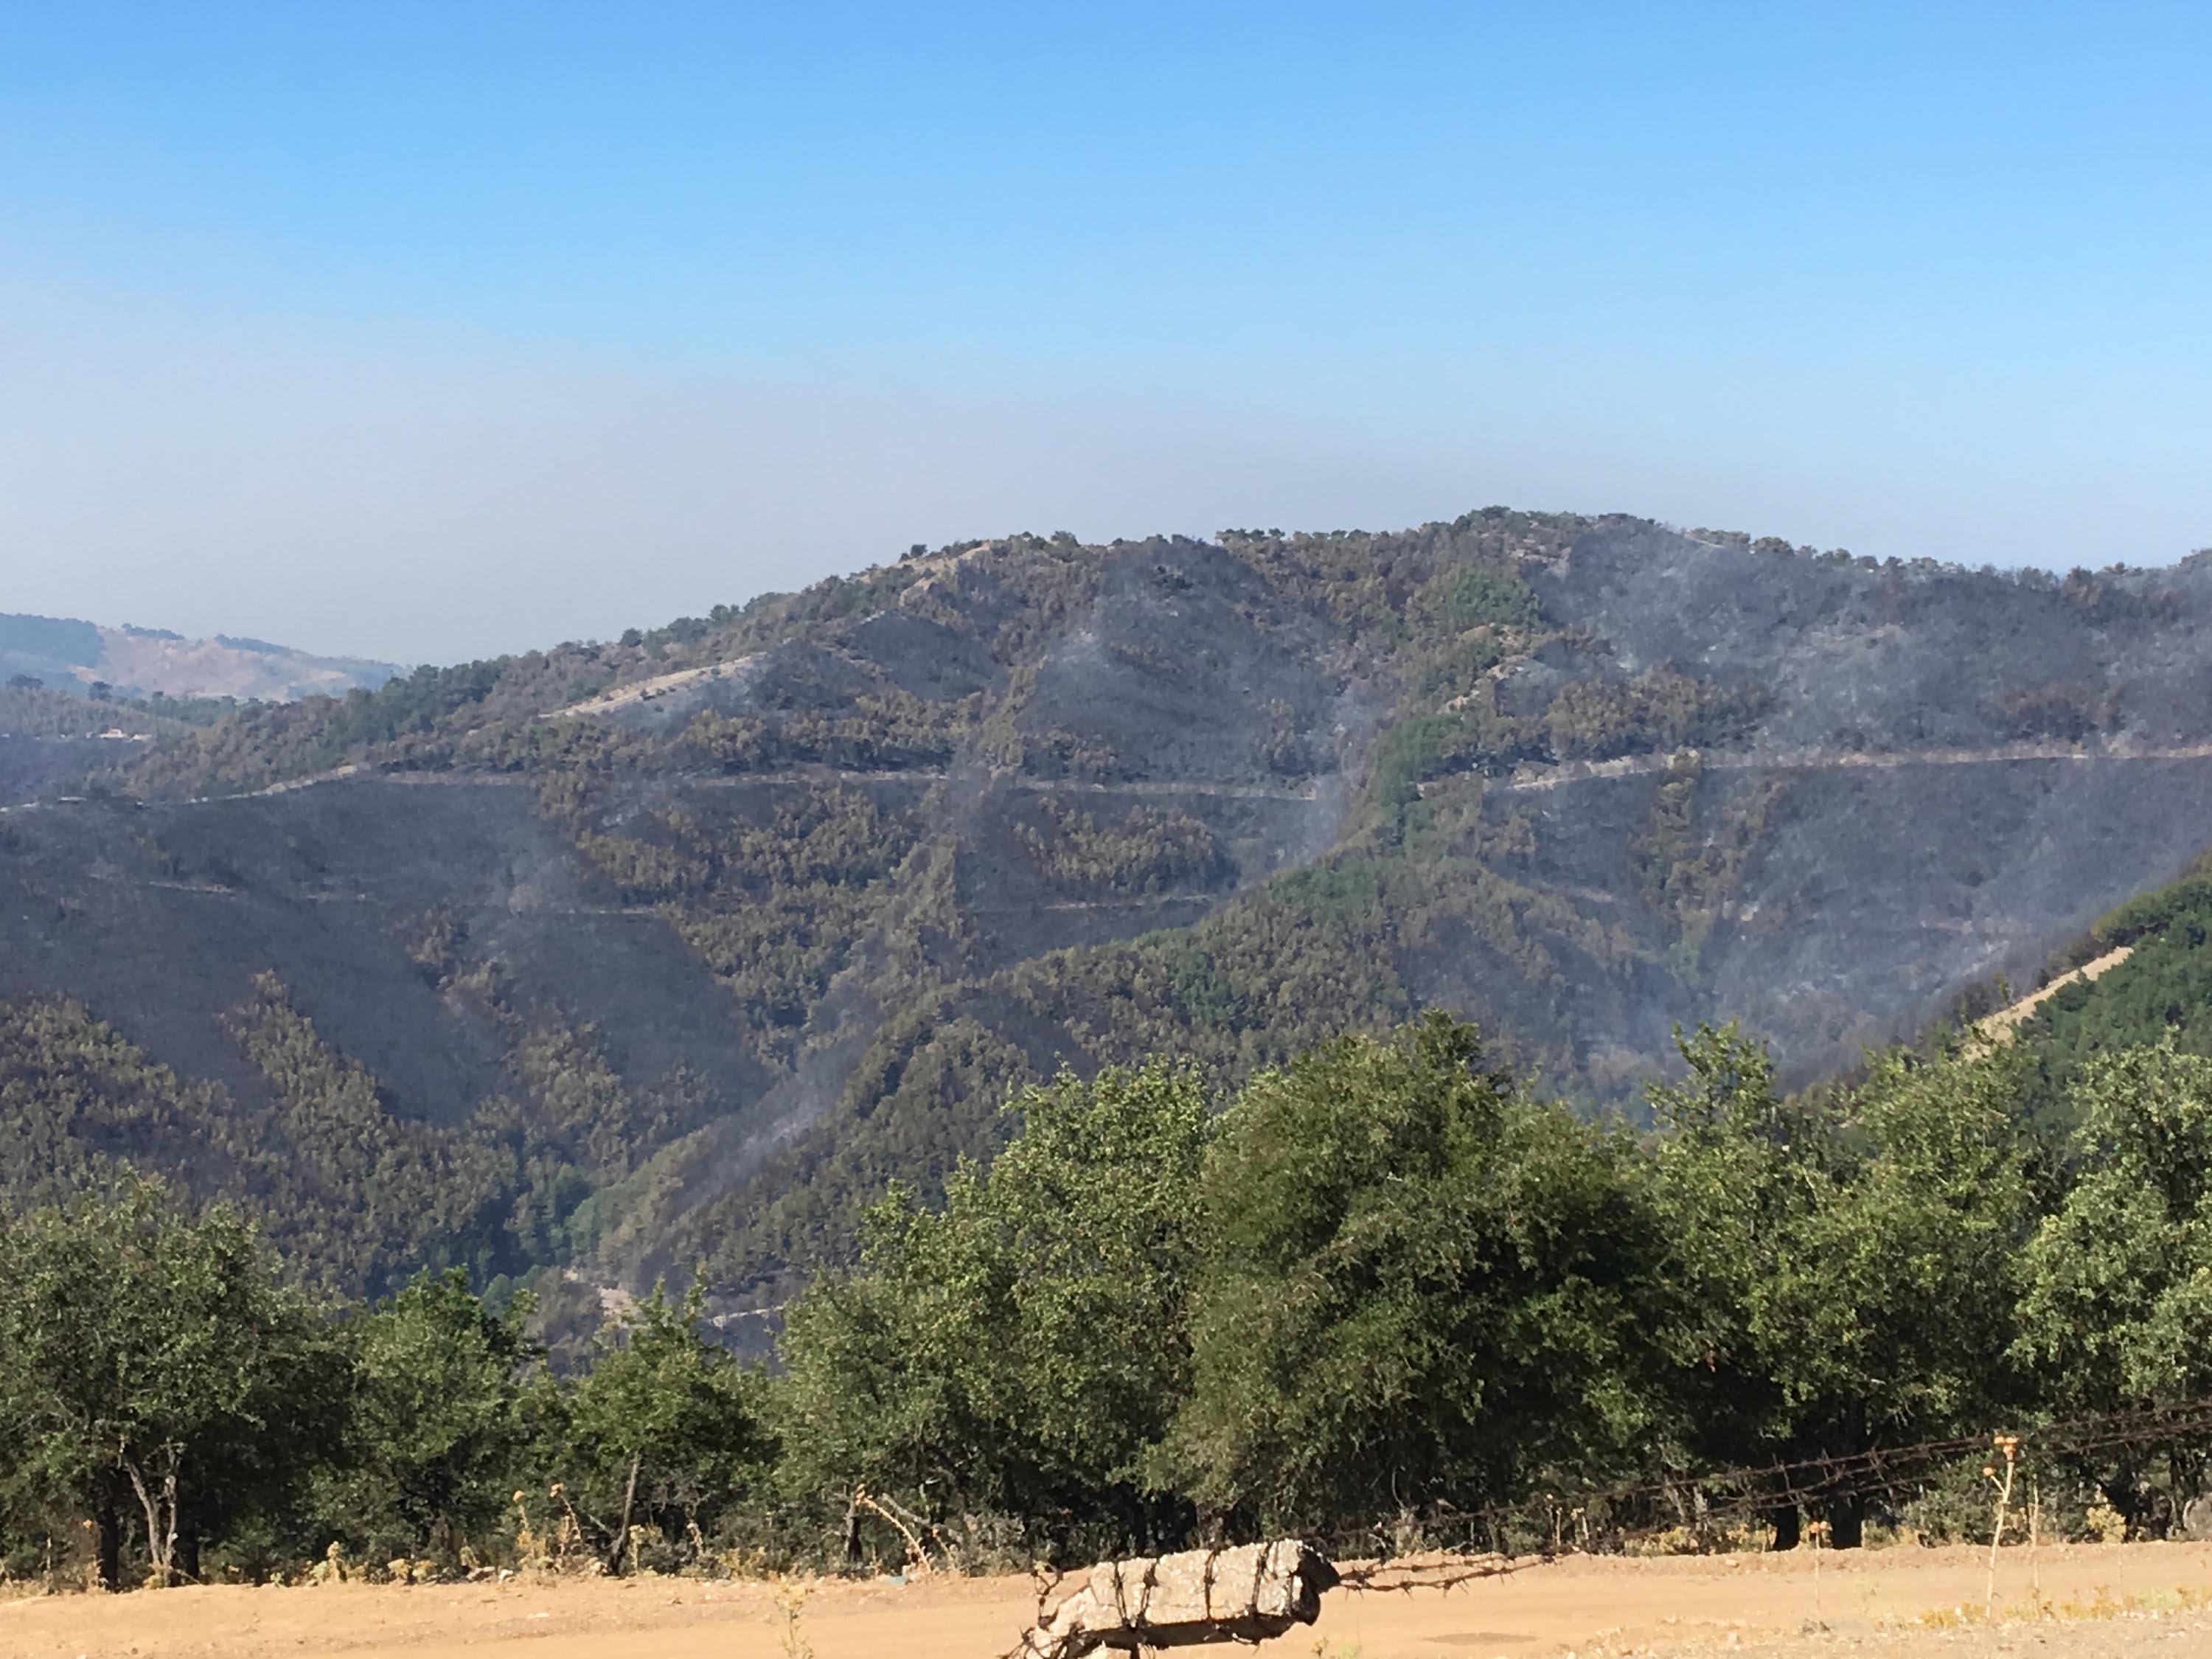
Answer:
1306;1398;2212;1564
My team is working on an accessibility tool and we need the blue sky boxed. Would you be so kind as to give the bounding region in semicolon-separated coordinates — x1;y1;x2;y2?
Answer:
3;3;2208;661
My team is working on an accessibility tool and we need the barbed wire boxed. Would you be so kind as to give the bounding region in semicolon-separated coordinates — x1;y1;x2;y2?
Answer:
995;1405;2212;1659
1307;1397;2212;1562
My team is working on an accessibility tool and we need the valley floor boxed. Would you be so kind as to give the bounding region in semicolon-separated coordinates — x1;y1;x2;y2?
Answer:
6;1540;2212;1659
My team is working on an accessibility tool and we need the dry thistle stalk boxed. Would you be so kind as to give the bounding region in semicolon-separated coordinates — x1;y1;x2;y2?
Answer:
776;1581;815;1659
1807;1517;1827;1625
2028;1474;2042;1612
1984;1432;2020;1618
852;1485;933;1576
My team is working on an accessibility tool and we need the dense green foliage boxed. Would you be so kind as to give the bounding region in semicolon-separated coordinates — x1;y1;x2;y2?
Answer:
0;612;105;679
768;1007;2212;1559
775;1062;1209;1553
1164;1017;1665;1533
2009;861;2212;1124
327;1268;540;1562
2014;1044;2212;1521
0;1185;773;1589
1649;1035;2033;1544
0;1183;338;1586
14;973;2212;1589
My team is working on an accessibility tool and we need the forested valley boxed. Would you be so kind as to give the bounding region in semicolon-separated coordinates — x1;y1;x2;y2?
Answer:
13;513;2212;1591
10;512;2212;1321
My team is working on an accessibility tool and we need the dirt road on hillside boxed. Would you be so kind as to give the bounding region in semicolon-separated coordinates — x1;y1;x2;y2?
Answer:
7;1540;2212;1659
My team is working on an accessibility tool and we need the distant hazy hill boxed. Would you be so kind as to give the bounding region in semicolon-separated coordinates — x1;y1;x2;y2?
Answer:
0;611;401;701
8;512;2212;1310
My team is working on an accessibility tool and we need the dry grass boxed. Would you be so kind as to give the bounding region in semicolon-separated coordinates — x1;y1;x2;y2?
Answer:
4;1539;2212;1659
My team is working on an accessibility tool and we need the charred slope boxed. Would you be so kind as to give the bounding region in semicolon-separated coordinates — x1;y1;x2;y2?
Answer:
5;514;2212;1298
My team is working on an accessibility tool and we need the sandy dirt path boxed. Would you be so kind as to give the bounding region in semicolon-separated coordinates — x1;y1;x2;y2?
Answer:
5;1541;2211;1659
1971;944;2135;1043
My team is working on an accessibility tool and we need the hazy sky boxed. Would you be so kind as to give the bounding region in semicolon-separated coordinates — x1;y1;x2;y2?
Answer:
3;3;2208;664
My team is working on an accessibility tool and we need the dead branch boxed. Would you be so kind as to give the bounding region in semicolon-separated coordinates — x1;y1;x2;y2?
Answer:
852;1486;933;1576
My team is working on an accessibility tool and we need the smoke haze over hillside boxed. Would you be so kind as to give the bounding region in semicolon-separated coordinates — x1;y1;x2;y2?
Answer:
6;8;2211;661
7;275;2208;667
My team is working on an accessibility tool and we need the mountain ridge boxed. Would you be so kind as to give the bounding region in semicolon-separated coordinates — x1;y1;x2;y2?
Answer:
7;509;2212;1307
0;609;402;702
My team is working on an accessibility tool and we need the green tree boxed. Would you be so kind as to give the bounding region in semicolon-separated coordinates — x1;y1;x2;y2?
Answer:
2015;1042;2212;1532
1164;1014;1666;1537
537;1279;769;1571
0;1179;338;1587
327;1269;537;1562
1644;1025;1818;1513
774;1061;1211;1552
1649;1030;2031;1545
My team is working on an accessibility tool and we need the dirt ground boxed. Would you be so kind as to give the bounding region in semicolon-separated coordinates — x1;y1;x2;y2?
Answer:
5;1540;2212;1659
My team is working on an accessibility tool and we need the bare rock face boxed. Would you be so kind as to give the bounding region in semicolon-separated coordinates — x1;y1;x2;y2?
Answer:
1014;1539;1340;1657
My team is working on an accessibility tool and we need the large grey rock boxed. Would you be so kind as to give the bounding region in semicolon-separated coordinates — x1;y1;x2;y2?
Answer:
1014;1539;1340;1657
2182;1493;2212;1540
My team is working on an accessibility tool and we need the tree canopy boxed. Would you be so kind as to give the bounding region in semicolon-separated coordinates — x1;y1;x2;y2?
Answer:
9;993;2212;1585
